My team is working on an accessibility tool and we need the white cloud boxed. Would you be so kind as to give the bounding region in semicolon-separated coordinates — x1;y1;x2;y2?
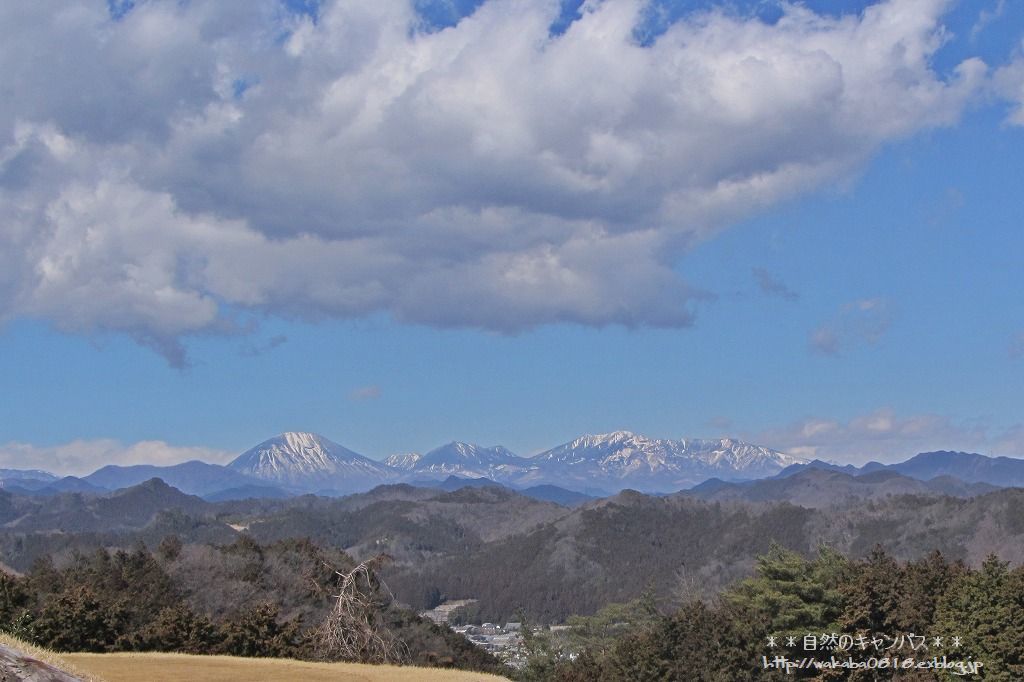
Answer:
0;0;1000;362
995;50;1024;126
0;439;235;477
971;0;1006;42
752;408;1024;465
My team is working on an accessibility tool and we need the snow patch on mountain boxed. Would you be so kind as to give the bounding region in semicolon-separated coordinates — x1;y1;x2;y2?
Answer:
84;430;808;497
228;432;391;489
0;468;58;482
384;452;422;470
529;431;805;490
409;441;536;480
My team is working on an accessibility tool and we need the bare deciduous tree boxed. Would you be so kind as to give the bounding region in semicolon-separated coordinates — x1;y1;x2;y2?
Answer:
671;563;716;607
315;554;408;664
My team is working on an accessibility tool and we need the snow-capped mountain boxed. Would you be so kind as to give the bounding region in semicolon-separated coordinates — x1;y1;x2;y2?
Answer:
678;437;806;479
384;452;422;470
0;468;58;482
228;432;393;491
225;432;800;493
407;442;535;481
52;430;808;499
525;431;805;491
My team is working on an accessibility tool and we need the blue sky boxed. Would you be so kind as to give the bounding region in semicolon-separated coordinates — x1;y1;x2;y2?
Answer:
1;0;1023;473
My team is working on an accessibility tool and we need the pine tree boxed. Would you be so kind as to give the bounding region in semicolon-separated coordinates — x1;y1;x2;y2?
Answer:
933;555;1024;681
839;545;901;634
723;544;846;637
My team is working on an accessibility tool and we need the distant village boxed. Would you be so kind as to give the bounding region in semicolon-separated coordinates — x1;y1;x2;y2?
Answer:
420;599;546;666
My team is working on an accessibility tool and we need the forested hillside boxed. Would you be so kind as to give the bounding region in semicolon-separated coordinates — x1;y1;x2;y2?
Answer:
384;486;1024;623
524;547;1024;681
2;477;1024;626
0;538;501;673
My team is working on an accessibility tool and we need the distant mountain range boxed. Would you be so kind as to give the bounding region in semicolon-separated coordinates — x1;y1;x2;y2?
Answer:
2;430;1023;500
520;431;804;491
381;431;804;493
777;450;1024;488
685;468;999;508
84;460;262;497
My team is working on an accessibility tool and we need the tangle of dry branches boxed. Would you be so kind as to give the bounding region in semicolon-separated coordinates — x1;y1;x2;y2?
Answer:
314;554;408;664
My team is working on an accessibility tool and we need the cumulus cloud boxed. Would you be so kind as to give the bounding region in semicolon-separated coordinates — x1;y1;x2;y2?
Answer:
0;0;999;363
0;439;236;477
810;297;892;355
752;267;799;301
752;408;1024;465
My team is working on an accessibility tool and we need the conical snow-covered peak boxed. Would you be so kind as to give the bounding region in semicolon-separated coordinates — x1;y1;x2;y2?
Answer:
283;432;317;444
228;432;389;486
277;432;340;461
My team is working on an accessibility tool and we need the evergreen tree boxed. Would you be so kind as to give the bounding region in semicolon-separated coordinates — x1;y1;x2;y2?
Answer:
933;555;1024;681
131;604;223;654
220;602;305;658
839;545;902;634
723;544;847;637
32;586;129;652
564;591;660;659
892;550;962;634
0;570;27;628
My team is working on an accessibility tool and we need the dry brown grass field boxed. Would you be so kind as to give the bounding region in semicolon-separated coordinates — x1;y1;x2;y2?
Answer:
63;652;512;682
0;632;99;681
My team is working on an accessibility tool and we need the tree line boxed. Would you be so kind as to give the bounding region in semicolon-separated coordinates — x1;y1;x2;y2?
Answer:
1;533;1021;679
0;535;501;673
517;545;1024;681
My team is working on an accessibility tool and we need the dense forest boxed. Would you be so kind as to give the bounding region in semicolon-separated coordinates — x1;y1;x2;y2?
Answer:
2;538;1021;679
0;536;501;673
1;477;1024;678
383;486;1024;623
519;546;1024;681
2;477;1024;627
